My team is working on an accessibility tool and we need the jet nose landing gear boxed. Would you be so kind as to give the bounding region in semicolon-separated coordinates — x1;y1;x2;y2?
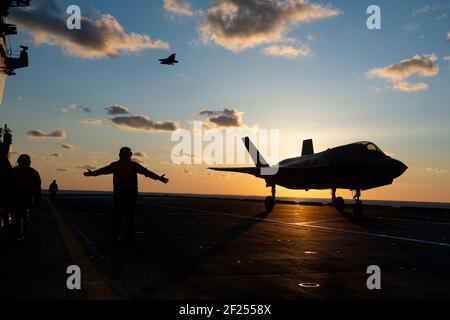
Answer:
264;185;276;212
352;189;363;216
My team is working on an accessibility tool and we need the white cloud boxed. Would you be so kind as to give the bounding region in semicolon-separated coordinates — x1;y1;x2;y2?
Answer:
436;13;447;20
164;0;193;17
403;22;420;31
262;44;310;57
412;4;445;17
9;0;169;58
307;33;316;41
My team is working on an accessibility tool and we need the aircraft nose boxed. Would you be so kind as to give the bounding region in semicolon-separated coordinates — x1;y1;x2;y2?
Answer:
391;159;408;178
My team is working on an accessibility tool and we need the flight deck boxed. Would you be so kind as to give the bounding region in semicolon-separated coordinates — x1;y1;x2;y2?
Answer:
1;194;449;300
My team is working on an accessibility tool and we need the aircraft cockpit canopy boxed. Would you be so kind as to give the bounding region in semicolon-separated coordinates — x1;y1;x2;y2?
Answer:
359;142;385;154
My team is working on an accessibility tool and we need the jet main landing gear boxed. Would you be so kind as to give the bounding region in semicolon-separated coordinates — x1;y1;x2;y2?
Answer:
264;185;276;212
331;188;364;215
331;188;345;212
353;189;362;215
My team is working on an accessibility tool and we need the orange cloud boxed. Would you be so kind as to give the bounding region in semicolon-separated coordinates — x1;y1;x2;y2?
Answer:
198;108;245;128
27;129;66;138
164;0;193;17
198;0;340;51
367;54;439;92
60;143;76;150
368;54;438;81
111;115;179;132
393;81;428;92
426;167;447;174
80;118;103;125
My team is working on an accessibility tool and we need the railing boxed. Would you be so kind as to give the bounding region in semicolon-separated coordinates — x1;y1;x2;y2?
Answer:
10;0;31;7
1;38;28;75
1;1;31;18
0;1;30;75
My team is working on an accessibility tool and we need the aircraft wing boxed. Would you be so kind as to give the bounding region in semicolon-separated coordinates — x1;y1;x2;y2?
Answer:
208;166;260;176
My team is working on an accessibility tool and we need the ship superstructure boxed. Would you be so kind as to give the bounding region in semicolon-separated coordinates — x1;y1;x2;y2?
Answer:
1;0;30;104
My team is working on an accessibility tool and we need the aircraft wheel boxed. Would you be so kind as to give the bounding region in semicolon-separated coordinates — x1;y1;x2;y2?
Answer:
265;196;275;212
334;197;345;212
353;202;363;215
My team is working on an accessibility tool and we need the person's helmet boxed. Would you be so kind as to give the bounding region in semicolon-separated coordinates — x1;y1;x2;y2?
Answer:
17;154;31;167
119;147;132;160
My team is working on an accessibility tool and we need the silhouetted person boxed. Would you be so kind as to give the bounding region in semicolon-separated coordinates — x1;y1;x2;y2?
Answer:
49;180;58;201
12;154;41;240
0;149;13;237
84;147;169;245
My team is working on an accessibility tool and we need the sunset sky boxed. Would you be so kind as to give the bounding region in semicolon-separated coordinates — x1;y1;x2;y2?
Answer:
1;0;449;202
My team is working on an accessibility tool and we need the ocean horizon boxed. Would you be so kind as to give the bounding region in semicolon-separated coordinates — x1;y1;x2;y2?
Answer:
53;190;450;210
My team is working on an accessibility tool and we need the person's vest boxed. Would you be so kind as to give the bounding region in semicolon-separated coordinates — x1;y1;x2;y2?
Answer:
111;160;139;192
13;166;41;198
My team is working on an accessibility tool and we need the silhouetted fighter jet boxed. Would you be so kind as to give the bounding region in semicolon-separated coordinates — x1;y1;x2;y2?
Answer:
210;138;407;214
159;53;178;66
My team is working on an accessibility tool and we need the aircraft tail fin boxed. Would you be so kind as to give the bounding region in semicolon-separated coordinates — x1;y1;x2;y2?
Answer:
301;139;314;156
242;137;269;167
